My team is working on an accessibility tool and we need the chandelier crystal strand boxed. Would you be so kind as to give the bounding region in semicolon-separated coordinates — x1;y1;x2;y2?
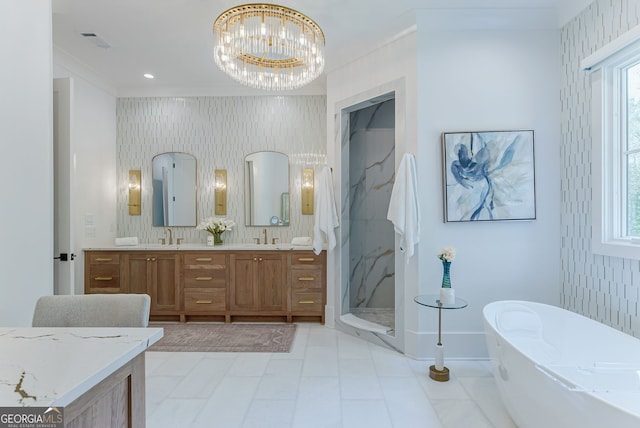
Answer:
213;4;325;91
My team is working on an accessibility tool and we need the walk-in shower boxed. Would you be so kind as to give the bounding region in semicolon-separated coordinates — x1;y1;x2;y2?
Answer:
339;93;397;337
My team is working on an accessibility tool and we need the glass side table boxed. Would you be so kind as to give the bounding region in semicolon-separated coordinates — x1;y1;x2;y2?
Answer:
414;294;468;382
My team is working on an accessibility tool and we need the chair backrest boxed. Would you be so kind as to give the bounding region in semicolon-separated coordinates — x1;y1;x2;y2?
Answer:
32;294;151;327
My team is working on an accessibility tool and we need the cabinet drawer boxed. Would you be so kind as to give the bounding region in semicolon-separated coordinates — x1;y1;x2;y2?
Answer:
292;270;322;289
88;265;120;289
291;292;323;312
184;289;226;312
184;269;226;288
183;254;226;268
88;253;120;264
291;253;323;266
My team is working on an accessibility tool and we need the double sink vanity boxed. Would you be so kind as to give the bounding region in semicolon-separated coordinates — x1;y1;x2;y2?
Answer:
84;244;326;324
89;150;327;324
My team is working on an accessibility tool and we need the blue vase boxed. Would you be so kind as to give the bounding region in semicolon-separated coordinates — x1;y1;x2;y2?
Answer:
441;261;451;288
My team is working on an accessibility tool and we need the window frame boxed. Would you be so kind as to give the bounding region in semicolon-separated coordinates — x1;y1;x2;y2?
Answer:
590;39;640;260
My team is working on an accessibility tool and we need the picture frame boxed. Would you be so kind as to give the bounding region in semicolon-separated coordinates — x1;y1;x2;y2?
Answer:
442;130;536;222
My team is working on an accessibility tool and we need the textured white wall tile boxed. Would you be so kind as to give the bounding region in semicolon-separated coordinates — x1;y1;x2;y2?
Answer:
561;0;640;335
116;96;326;245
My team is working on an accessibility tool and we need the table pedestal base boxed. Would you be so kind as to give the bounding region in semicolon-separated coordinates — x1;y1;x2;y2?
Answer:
429;364;450;382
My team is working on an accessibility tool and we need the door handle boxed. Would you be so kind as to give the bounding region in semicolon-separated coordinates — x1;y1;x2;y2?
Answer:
54;253;77;261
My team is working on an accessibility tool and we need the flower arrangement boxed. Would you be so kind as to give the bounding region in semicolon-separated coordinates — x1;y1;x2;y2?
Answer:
437;247;456;263
437;247;455;290
196;217;235;245
197;217;236;234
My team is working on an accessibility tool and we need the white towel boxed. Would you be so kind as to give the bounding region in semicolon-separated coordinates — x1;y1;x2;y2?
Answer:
313;166;339;255
115;237;139;246
387;153;420;262
292;236;312;246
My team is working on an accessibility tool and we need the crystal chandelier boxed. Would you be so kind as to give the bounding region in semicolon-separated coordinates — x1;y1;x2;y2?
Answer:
213;4;325;91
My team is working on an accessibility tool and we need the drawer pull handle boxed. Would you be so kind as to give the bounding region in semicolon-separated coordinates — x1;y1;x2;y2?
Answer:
298;257;315;262
95;258;113;262
196;300;213;304
196;276;213;281
298;277;315;281
298;300;316;304
196;258;212;262
94;277;113;281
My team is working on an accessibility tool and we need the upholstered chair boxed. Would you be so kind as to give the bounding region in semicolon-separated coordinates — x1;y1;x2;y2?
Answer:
32;294;151;327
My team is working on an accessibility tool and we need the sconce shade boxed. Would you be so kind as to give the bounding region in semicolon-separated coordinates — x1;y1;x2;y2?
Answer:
215;169;227;215
128;170;141;215
301;168;314;215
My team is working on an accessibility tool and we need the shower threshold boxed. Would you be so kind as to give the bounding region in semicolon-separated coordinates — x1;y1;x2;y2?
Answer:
340;313;394;335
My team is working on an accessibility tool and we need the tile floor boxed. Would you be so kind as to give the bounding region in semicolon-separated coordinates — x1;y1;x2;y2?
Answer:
145;323;517;428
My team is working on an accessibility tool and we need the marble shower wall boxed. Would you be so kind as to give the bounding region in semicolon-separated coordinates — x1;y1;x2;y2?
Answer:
348;100;395;309
116;96;326;244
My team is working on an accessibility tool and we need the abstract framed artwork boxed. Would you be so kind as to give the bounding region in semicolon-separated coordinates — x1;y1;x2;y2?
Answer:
442;130;536;222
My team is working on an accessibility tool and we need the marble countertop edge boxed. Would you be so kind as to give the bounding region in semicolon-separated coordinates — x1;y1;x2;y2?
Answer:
0;327;163;408
83;243;322;251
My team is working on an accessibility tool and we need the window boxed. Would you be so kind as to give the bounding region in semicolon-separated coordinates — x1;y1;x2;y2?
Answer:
625;63;640;237
587;31;640;260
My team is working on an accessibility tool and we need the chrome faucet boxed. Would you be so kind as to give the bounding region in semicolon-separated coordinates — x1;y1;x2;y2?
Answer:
165;228;173;245
263;228;268;245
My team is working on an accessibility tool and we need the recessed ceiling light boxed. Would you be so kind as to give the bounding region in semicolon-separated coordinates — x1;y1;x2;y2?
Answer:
143;73;154;79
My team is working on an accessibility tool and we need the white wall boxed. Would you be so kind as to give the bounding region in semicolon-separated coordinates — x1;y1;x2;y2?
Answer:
328;10;562;358
53;63;117;294
326;28;419;346
0;1;54;326
414;12;562;358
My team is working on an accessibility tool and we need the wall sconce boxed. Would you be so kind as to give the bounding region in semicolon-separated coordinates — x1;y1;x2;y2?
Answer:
128;170;141;215
301;168;314;215
214;169;227;215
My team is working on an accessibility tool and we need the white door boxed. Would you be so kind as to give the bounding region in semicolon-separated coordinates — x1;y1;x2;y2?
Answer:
53;78;75;295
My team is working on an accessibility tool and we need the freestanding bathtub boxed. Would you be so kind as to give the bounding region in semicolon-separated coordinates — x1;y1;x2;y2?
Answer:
483;300;640;428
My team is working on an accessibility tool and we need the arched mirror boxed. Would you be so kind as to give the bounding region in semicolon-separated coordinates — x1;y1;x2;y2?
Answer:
152;152;197;227
245;151;289;226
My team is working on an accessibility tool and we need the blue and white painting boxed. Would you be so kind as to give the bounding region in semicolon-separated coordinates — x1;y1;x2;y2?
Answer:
443;130;536;222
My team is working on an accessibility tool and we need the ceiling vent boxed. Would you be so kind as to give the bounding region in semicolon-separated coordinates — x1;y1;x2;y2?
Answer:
80;33;111;49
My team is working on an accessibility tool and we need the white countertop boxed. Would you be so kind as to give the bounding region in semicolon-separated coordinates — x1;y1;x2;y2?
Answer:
84;243;317;251
0;327;163;407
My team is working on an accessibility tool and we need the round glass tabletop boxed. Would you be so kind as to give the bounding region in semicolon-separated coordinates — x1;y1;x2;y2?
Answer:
414;294;468;310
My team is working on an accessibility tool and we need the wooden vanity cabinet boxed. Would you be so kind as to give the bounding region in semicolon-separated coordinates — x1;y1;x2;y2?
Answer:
230;252;287;318
121;252;181;316
290;251;326;323
85;248;325;323
85;252;122;294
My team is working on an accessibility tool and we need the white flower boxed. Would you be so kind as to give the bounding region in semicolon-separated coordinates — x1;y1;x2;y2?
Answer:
196;217;236;234
437;247;456;262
